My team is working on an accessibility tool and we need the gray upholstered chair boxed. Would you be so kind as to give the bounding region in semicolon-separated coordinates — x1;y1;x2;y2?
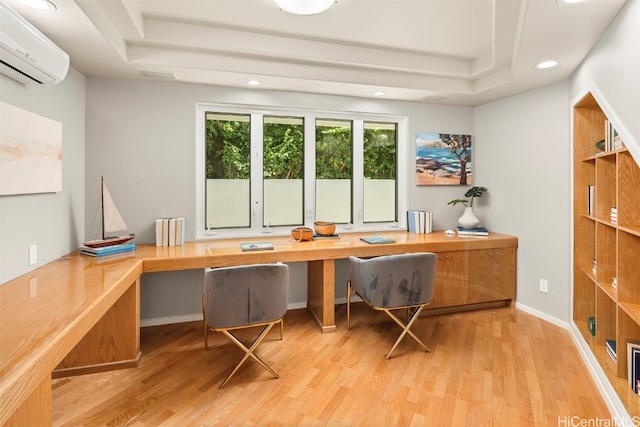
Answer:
347;252;437;359
202;263;289;389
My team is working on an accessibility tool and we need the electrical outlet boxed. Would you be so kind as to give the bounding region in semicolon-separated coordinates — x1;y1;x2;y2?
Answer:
29;244;37;266
539;278;548;294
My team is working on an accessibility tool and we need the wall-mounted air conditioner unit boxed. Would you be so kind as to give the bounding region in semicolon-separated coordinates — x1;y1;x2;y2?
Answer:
0;1;69;85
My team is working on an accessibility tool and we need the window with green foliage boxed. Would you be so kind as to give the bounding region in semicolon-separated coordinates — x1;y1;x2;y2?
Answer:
315;119;352;223
263;116;304;227
363;122;397;222
364;122;396;180
196;104;405;238
205;113;251;228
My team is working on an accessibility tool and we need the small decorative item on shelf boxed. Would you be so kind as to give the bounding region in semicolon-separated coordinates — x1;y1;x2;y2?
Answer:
612;277;618;290
592;259;597;275
588;316;596;337
610;207;618;223
595;139;605;151
448;186;487;229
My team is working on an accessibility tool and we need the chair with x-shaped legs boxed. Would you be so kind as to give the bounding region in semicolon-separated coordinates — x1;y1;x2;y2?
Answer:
202;263;288;389
347;252;437;359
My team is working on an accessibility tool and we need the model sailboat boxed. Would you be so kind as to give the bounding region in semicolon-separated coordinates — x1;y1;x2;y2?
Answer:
83;177;135;248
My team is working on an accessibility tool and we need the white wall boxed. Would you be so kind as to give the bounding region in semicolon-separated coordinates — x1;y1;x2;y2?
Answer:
0;68;86;283
475;81;571;321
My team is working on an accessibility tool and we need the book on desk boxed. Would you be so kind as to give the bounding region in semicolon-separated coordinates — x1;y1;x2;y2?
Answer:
360;236;396;244
456;226;489;237
241;242;275;252
80;243;136;257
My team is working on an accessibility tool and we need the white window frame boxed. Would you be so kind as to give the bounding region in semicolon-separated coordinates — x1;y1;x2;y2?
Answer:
195;102;407;240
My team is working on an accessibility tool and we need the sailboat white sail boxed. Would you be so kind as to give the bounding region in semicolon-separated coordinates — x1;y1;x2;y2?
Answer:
83;177;135;248
102;182;128;236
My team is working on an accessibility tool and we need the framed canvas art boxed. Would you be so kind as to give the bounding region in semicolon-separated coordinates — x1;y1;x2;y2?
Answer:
415;132;471;186
0;102;62;195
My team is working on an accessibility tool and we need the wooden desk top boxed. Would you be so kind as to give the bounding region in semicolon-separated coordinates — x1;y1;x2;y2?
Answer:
137;230;518;272
0;230;517;423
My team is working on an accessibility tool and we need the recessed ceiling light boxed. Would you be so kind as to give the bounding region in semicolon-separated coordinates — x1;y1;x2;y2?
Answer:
247;80;260;86
18;0;56;11
560;0;585;4
535;60;558;69
373;91;385;96
273;0;335;15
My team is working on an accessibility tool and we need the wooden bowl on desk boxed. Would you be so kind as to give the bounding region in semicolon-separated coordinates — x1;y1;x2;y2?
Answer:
314;221;336;236
291;227;313;241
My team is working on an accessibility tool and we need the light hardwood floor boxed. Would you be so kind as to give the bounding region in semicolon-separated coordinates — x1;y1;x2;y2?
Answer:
52;305;611;426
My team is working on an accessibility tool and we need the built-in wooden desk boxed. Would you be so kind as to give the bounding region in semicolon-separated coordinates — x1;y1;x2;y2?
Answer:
0;230;517;426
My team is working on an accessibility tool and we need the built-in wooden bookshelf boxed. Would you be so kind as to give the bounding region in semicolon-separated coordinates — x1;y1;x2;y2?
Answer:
573;92;640;416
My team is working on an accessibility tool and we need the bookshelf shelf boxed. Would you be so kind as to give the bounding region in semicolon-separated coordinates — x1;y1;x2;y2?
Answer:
619;303;640;328
597;280;618;302
572;91;640;416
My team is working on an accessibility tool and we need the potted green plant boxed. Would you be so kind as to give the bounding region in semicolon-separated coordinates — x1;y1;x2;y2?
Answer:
448;186;487;228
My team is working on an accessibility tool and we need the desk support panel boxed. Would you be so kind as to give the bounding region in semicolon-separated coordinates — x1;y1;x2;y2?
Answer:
4;375;51;427
53;278;141;378
307;259;336;333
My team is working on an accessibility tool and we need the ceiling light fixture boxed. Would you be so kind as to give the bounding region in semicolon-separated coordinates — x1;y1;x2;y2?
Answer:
273;0;335;15
247;80;260;86
535;60;558;69
18;0;56;11
373;91;385;96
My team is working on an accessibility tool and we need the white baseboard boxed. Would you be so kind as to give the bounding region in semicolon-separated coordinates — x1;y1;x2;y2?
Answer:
514;302;569;329
288;301;307;310
140;313;203;328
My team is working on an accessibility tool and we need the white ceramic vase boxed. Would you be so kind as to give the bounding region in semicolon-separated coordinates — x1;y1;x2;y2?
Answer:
458;206;480;228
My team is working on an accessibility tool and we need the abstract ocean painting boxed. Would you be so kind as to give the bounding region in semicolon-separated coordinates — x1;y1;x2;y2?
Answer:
415;132;472;186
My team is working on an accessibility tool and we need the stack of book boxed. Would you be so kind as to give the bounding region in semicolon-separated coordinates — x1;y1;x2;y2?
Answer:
606;339;617;365
456;226;489;237
605;120;625;152
81;242;136;258
612;277;618;291
155;217;186;247
610;207;617;223
407;210;432;234
592;259;597;275
627;342;640;394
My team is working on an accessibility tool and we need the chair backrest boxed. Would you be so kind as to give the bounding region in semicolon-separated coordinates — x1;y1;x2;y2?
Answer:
204;263;289;329
348;252;437;309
